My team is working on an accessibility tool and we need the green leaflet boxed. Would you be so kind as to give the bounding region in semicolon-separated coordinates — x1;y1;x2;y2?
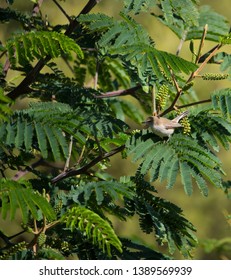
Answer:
5;31;83;67
190;109;231;151
180;161;193;196
154;0;199;39
161;0;199;28
0;102;127;161
0;88;12;122
127;131;223;195
111;43;197;79
0;179;56;223
62;206;122;257
70;180;134;206
187;6;230;42
211;88;231;120
79;12;196;83
129;174;197;257
123;0;157;14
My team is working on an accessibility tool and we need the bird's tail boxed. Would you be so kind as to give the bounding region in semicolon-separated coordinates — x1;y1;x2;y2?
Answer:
173;111;189;123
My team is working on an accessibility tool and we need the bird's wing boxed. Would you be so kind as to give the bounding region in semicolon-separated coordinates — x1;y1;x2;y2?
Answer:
165;123;182;129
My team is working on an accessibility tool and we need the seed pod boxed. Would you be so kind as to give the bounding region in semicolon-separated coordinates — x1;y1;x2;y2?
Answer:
202;73;229;80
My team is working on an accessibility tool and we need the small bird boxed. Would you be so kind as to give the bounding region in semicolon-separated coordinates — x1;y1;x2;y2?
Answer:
142;111;189;138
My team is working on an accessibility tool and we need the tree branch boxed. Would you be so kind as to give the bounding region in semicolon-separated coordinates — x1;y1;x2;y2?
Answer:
12;158;44;181
6;0;102;101
94;85;141;98
176;29;188;56
52;0;72;22
64;136;73;171
159;29;222;117
177;98;211;109
51;144;125;184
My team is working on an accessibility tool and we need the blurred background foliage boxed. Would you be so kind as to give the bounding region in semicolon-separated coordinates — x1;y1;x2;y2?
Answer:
0;0;231;259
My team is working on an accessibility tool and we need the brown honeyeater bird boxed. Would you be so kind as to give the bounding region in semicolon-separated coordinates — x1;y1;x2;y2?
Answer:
142;111;189;138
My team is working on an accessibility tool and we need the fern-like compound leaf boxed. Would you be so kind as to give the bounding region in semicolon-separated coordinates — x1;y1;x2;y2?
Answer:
5;31;83;67
211;88;231;120
62;206;122;257
186;6;230;42
127;131;223;195
0;179;56;223
123;0;157;14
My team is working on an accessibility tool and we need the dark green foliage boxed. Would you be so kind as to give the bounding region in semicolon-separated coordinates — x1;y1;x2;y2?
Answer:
0;87;12;121
70;179;134;206
154;3;230;42
5;31;83;67
79;12;197;85
191;108;231;152
125;173;197;257
126;130;223;196
211;88;231;120
153;0;199;39
214;51;231;75
0;179;56;223
36;247;66;260
0;101;128;161
119;239;170;260
0;0;230;260
123;0;157;14
186;6;230;42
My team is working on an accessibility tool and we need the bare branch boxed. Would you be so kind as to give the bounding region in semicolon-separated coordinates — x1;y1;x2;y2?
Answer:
195;24;208;64
176;29;188;56
94;85;141;98
51;144;125;184
52;0;72;22
64;136;73;172
177;99;211;109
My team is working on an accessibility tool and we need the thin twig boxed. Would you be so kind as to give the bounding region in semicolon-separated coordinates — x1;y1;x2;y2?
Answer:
64;136;73;171
195;24;208;64
0;50;7;59
159;72;182;116
3;58;10;76
189;43;222;81
94;57;99;90
75;142;87;167
52;0;72;22
46;220;60;230
152;85;157;115
62;56;75;74
159;31;222;117
177;98;211;109
0;231;13;245
176;29;188;56
51;145;125;184
12;158;44;181
94;85;141;98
